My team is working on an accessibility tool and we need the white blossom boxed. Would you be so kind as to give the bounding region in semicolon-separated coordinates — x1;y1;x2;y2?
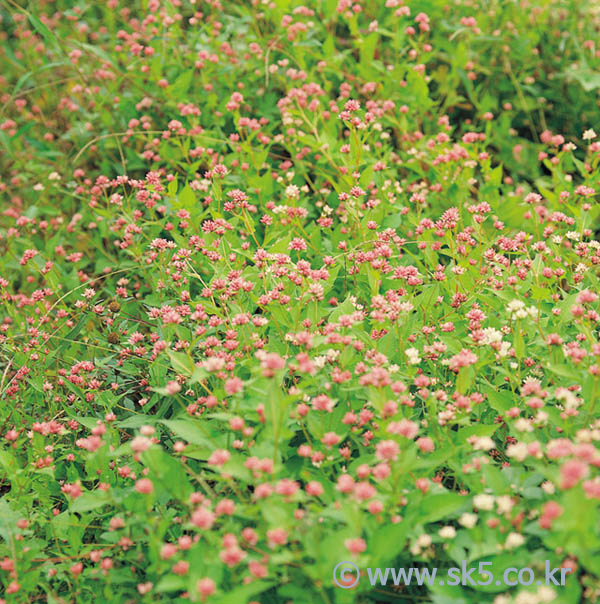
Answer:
473;494;494;511
405;347;421;365
504;532;525;549
458;513;478;529
438;526;456;539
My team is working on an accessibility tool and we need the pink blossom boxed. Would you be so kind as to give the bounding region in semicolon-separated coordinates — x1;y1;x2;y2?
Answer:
208;449;231;467
225;377;243;395
560;459;588;489
388;419;419;439
197;578;216;600
448;349;478;371
135;479;154;494
344;538;366;554
322;432;341;446
191;507;215;529
306;481;324;496
375;440;400;461
267;528;288;548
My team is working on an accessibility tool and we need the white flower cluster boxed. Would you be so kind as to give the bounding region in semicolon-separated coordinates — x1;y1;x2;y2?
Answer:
438;525;456;539
473;493;495;511
469;436;495;451
481;327;503;344
506;300;538;319
555;387;582;411
458;512;478;529
494;587;557;604
480;327;511;357
405;347;421;365
409;534;433;556
504;531;525;549
507;441;528;461
285;184;300;199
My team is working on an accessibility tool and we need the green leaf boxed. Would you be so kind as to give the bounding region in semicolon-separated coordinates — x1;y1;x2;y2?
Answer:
360;33;379;77
141;446;191;500
457;423;499;440
328;295;355;323
27;14;60;49
116;415;157;429
0;500;20;542
370;518;412;564
514;327;524;359
489;163;503;186
547;363;580;381
155;575;185;593
70;491;110;513
159;418;215;449
216;581;274;604
569;68;600;92
415;493;469;524
481;385;515;413
456;365;474;394
170;69;194;97
177;184;196;209
166;350;195;377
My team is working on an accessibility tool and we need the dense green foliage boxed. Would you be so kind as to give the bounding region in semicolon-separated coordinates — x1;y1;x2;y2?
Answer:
1;0;600;602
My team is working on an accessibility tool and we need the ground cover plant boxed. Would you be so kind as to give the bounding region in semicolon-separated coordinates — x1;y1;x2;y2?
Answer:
1;0;600;602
